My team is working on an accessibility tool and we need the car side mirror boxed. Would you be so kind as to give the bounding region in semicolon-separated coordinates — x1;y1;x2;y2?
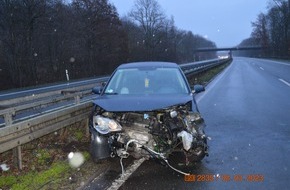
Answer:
92;86;103;94
192;84;205;94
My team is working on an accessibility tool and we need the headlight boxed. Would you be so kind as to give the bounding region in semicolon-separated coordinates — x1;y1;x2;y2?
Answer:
93;115;122;134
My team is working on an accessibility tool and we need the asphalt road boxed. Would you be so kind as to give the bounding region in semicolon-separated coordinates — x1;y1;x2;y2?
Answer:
85;57;290;190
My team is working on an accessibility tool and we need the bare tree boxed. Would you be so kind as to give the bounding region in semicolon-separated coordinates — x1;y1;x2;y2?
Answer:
71;0;127;75
247;1;290;58
268;1;289;57
0;0;217;90
129;0;166;60
0;0;47;87
251;13;269;56
0;0;128;90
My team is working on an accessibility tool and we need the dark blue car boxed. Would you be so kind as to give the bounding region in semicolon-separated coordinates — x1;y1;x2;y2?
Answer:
89;62;208;174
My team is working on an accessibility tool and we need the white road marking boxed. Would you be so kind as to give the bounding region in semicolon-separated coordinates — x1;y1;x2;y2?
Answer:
107;157;146;190
196;61;233;103
260;67;264;70
265;60;290;66
279;78;290;87
248;58;290;66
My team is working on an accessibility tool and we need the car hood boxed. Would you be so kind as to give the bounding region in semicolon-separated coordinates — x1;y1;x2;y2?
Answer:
93;94;194;112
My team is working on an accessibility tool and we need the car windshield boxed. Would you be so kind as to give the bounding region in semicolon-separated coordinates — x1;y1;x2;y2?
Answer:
104;67;190;95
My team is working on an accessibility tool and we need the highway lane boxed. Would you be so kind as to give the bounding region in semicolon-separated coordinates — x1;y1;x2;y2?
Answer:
246;58;290;87
84;57;290;190
216;57;290;86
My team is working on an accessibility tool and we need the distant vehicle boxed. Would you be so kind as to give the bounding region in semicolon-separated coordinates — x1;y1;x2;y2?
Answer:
89;62;208;174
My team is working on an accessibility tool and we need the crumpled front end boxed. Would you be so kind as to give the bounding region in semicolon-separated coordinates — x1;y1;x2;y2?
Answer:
89;102;208;173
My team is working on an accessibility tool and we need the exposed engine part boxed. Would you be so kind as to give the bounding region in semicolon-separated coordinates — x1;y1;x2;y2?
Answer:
141;145;190;175
118;139;191;176
163;159;190;176
118;139;140;175
177;131;193;151
184;112;204;134
90;105;208;175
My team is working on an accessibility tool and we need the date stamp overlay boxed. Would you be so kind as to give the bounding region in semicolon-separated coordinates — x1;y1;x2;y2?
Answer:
184;174;264;182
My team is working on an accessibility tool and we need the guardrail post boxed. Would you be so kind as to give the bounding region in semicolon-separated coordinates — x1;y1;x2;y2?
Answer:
85;118;90;137
13;145;23;170
75;95;80;104
4;112;14;126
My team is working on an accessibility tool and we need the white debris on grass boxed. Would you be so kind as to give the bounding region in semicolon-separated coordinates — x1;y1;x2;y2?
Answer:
0;164;10;171
68;152;85;168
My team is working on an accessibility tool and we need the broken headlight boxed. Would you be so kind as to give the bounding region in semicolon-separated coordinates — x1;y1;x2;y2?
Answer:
93;115;122;134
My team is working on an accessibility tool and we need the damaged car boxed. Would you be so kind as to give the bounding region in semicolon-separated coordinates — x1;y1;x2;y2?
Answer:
89;62;208;174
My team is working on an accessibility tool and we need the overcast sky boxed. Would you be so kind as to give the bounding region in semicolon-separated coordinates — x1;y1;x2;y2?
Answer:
109;0;270;47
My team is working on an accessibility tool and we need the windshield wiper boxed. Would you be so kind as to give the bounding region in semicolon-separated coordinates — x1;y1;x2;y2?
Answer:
104;92;118;95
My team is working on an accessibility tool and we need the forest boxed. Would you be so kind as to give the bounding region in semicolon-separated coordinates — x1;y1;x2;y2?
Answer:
0;0;217;90
236;0;290;58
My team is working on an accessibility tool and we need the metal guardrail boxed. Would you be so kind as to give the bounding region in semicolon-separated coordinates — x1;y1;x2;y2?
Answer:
0;88;93;127
181;58;230;76
0;102;92;152
0;101;92;169
0;57;231;169
0;78;109;106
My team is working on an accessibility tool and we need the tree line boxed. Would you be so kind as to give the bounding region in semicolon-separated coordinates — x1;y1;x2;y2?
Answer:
235;0;290;58
0;0;216;90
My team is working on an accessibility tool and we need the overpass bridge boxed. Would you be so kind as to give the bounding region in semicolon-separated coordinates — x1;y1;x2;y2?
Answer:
194;46;264;52
194;46;265;58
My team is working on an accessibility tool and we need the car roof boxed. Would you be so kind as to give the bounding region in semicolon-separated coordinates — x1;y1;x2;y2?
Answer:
118;61;179;69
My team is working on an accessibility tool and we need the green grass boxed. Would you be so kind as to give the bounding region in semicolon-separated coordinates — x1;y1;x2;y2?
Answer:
0;162;70;190
188;61;231;85
35;149;52;165
0;151;90;190
75;130;84;141
0;175;17;188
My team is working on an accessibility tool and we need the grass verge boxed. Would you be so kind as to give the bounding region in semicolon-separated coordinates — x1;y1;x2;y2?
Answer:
0;121;91;190
188;60;232;85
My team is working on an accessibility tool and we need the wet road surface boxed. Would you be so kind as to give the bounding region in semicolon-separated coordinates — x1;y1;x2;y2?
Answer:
85;57;290;190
